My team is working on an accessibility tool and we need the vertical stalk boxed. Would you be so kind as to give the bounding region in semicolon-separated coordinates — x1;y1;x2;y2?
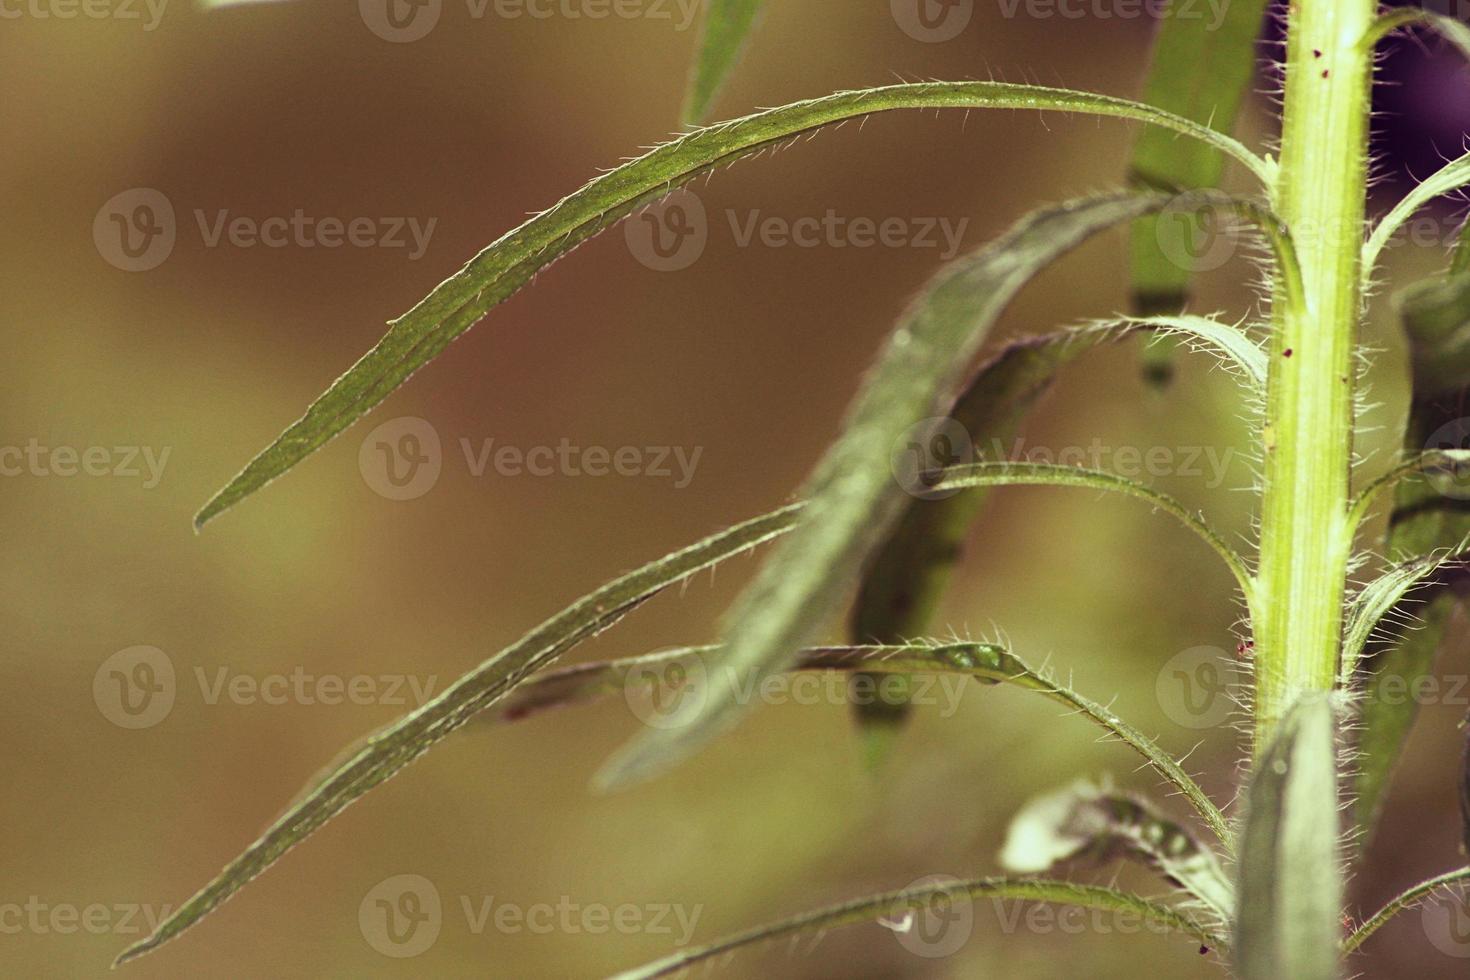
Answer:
1253;0;1373;753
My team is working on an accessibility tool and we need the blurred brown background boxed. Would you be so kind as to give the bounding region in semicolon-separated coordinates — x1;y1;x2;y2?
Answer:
2;1;1467;976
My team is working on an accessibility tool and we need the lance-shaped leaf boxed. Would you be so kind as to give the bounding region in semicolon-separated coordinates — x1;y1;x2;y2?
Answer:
1341;546;1467;686
1363;147;1470;287
849;313;1263;765
1235;695;1342;980
1355;264;1470;837
999;779;1234;923
1366;8;1470;68
194;81;1271;529
1343;865;1470;954
597;190;1296;790
113;504;804;964
594;191;1172;790
682;0;764;125
611;876;1225;980
473;640;1231;845
1127;0;1269;384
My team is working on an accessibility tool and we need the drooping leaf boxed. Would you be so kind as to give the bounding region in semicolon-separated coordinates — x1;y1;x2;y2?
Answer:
611;876;1225;980
1127;0;1270;384
470;640;1231;845
1367;8;1470;68
999;779;1234;923
1341;547;1466;686
592;191;1177;791
113;504;803;964
1235;695;1342;980
682;0;764;125
1355;265;1470;837
194;81;1271;528
849;314;1263;765
1363;147;1470;285
1343;865;1470;953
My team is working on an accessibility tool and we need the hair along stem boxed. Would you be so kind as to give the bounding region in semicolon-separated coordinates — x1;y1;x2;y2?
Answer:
1252;0;1373;753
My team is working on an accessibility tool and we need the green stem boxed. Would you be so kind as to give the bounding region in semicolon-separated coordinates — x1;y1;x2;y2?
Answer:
1253;0;1373;753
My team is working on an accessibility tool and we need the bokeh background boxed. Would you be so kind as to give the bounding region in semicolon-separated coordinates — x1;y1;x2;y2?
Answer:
4;1;1470;976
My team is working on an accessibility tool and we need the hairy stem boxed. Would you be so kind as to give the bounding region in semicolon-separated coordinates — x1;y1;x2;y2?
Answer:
1253;0;1372;753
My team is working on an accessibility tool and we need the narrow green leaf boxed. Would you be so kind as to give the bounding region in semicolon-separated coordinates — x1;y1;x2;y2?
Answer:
594;191;1174;791
1127;0;1270;384
113;504;802;964
611;876;1225;980
999;779;1234;923
470;640;1231;846
596;189;1295;791
1343;865;1470;953
849;313;1262;765
1363;147;1470;285
1341;548;1464;686
682;0;764;125
1366;9;1470;66
1355;265;1470;837
194;81;1271;528
1235;696;1342;980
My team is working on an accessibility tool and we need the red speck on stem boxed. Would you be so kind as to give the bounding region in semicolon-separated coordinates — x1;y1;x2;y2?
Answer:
1283;348;1293;358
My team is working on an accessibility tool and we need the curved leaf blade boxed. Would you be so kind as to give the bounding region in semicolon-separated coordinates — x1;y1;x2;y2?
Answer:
471;640;1231;845
1356;262;1470;837
114;504;801;964
999;779;1234;922
194;81;1270;528
611;876;1224;980
849;313;1263;762
594;191;1175;790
